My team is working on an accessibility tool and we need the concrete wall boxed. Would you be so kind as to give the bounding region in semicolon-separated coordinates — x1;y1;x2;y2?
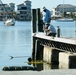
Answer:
43;46;61;64
43;46;76;69
59;52;76;69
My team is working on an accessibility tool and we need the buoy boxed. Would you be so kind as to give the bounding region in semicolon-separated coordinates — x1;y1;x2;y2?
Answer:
28;57;32;62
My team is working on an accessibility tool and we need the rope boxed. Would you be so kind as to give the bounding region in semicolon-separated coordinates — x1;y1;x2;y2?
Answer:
9;55;30;59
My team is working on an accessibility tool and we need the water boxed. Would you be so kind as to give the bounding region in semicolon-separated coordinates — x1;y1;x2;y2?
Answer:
0;21;32;70
51;20;76;38
0;20;76;71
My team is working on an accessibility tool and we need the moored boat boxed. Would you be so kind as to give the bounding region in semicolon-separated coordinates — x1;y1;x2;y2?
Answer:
0;0;15;26
4;18;15;26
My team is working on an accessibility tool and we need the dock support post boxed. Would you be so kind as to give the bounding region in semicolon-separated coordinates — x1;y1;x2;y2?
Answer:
32;37;36;61
32;8;44;61
31;9;37;60
31;9;37;33
56;26;60;37
35;39;43;60
36;8;43;32
32;39;43;61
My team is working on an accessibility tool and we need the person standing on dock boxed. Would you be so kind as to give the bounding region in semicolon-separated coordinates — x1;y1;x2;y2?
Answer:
42;7;51;27
41;7;56;37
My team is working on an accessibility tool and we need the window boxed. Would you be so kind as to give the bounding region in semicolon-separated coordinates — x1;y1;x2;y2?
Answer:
21;7;27;10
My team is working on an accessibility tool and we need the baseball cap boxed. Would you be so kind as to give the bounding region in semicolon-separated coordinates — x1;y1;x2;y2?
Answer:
43;7;46;10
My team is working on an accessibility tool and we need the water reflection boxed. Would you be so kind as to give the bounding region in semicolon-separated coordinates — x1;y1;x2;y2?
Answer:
27;61;59;71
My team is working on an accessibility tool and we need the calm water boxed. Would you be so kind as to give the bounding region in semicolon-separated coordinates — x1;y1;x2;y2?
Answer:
0;20;76;70
0;21;32;70
51;20;76;38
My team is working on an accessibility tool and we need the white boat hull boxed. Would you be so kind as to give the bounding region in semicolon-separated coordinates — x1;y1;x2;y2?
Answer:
4;19;15;26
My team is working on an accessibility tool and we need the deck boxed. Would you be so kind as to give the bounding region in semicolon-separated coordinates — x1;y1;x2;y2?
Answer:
33;32;76;52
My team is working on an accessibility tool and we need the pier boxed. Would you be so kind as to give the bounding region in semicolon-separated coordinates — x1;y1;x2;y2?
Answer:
1;8;76;75
32;8;76;69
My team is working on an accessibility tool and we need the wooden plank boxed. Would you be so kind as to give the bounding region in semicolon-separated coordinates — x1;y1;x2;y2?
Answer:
32;32;76;45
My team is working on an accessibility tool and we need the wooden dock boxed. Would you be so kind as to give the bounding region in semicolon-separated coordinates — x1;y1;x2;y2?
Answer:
32;32;76;68
33;32;76;52
31;8;76;69
33;32;76;45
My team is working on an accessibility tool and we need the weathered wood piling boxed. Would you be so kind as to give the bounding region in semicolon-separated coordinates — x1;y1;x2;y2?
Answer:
31;8;43;61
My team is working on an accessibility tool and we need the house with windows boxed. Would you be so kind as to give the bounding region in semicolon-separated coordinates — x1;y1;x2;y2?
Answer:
16;0;31;21
51;4;76;19
0;3;15;20
56;4;76;18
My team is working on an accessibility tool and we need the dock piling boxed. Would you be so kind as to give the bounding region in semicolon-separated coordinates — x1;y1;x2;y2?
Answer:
36;8;43;32
56;26;60;37
31;9;37;33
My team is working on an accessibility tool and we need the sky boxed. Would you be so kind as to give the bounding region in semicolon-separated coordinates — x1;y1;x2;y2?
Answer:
2;0;76;11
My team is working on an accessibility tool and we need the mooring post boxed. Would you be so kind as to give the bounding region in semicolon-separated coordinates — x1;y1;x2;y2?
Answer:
35;39;43;60
36;8;43;32
32;8;43;61
56;26;60;37
31;9;37;33
31;9;37;61
32;39;43;61
32;37;36;61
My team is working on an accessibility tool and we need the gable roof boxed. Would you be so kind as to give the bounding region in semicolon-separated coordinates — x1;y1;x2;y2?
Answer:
57;4;76;9
17;3;26;6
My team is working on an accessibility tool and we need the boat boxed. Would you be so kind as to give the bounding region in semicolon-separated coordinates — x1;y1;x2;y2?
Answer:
0;0;15;26
4;18;15;26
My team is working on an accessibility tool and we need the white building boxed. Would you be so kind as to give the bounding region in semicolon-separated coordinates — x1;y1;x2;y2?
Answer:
51;4;76;19
16;0;31;21
9;3;15;12
56;4;76;17
51;8;62;18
